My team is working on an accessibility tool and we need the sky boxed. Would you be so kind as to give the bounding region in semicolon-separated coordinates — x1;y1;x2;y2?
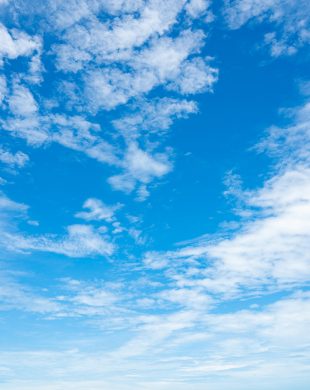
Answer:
0;0;309;389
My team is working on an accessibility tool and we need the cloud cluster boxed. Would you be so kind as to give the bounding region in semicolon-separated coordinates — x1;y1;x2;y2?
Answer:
0;147;29;168
0;0;218;198
10;224;115;257
0;3;309;389
224;0;310;56
143;99;310;297
0;191;115;257
0;23;40;65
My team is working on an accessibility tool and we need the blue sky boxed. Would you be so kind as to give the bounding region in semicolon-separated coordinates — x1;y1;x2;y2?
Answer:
0;1;310;389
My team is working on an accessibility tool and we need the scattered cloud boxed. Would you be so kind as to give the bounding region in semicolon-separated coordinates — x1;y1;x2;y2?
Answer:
0;3;309;390
0;0;218;198
223;0;310;56
0;192;115;258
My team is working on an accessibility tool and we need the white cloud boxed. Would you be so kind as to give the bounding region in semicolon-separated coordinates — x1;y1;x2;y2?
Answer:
135;185;150;202
2;84;47;145
0;147;29;168
185;0;212;19
69;284;119;308
75;198;122;222
143;99;310;296
50;114;119;165
0;192;29;247
130;29;207;89
8;84;38;116
204;167;310;294
113;98;198;140
223;0;310;56
0;270;127;321
224;0;274;29
157;287;212;309
107;173;136;193
1;115;48;146
113;309;199;358
108;142;172;194
124;142;172;183
255;101;310;164
2;110;118;163
0;23;40;64
0;75;6;105
0;268;62;314
71;28;214;113
0;192;27;214
54;0;187;70
167;57;218;94
84;67;158;111
0;0;218;195
9;224;115;258
26;52;44;84
0;191;115;258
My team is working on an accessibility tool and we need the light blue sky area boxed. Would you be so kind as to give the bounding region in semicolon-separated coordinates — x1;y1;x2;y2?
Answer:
0;1;310;389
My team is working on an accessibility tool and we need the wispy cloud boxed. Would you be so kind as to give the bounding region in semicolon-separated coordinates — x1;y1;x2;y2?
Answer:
143;98;310;297
0;191;115;258
0;2;309;389
9;224;115;257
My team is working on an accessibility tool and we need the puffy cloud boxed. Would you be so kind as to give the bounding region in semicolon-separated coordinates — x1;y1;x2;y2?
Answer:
82;27;214;112
1;115;48;146
108;142;172;194
0;147;29;168
1;83;48;146
0;0;218;196
75;198;122;222
185;0;212;19
84;67;158;111
8;84;38;117
203;167;310;294
124;142;172;182
54;0;187;69
0;23;41;64
167;57;218;94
